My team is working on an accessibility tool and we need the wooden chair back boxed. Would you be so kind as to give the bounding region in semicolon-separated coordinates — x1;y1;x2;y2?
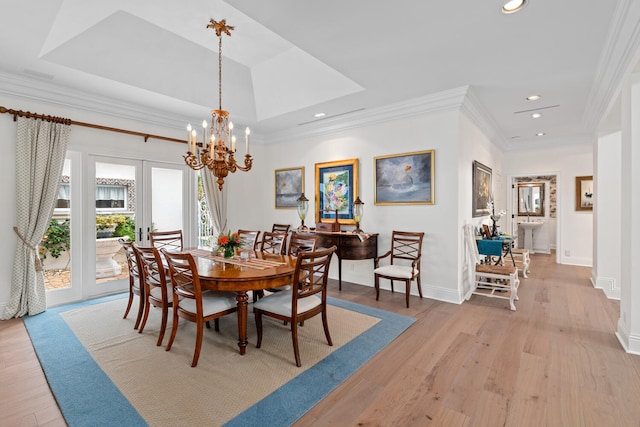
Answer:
161;250;202;307
132;244;172;345
119;239;139;281
481;224;492;240
389;231;424;265
288;233;317;256
149;230;183;252
260;231;287;255
237;229;261;250
292;245;337;303
272;223;291;234
132;245;169;306
119;238;143;329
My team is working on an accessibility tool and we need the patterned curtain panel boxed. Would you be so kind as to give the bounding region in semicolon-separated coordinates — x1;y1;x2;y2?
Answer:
1;117;70;319
202;170;227;238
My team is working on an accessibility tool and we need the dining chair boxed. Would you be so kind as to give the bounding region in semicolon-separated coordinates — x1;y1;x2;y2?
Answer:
264;233;319;296
237;229;260;251
288;233;318;256
149;229;183;252
272;223;291;234
272;224;290;253
464;224;519;310
119;239;144;329
373;230;425;308
260;231;287;255
133;244;173;346
161;249;238;367
253;245;337;367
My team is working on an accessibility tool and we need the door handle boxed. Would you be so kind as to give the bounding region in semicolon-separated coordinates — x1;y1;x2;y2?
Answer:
138;227;142;241
147;227;150;241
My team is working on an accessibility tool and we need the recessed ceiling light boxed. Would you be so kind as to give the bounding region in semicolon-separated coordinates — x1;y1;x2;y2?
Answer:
526;95;541;101
502;0;527;14
314;113;326;118
532;113;542;118
536;132;546;137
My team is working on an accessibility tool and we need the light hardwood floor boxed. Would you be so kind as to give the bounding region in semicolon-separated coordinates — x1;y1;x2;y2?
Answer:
2;253;640;426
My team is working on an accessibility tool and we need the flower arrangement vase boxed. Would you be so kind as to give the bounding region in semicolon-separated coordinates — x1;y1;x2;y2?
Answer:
223;247;234;258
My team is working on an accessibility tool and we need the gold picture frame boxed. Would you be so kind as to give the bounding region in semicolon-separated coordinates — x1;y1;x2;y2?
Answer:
275;166;304;209
575;175;593;211
374;149;435;205
315;158;359;224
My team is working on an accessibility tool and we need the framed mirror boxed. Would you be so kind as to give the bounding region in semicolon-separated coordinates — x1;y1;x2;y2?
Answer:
517;183;544;216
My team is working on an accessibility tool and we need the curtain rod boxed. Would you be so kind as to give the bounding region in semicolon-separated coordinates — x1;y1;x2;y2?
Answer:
0;106;186;144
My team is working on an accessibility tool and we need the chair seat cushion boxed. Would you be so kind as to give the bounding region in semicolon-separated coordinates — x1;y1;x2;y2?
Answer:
253;290;321;317
179;293;236;316
149;285;171;300
373;265;416;279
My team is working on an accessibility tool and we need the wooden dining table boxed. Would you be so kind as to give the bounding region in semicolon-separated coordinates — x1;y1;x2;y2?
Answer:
186;249;297;355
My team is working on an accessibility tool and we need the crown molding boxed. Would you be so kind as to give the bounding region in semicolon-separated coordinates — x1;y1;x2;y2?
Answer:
583;0;640;133
459;87;506;150
0;71;194;132
263;86;471;144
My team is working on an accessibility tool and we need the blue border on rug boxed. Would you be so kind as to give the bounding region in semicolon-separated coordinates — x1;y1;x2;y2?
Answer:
224;296;415;426
23;293;147;427
23;294;414;427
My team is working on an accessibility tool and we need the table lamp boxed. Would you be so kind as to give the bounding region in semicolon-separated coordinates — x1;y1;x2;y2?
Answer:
297;192;309;231
353;196;364;233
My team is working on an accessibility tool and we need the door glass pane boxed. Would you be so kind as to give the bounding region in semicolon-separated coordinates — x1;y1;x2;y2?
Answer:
43;159;72;290
95;162;136;284
151;167;183;232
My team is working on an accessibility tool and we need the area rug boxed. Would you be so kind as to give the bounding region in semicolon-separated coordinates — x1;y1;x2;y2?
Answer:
24;294;414;426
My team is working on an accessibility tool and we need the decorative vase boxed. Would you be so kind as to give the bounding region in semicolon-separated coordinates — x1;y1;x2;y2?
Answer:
223;247;234;258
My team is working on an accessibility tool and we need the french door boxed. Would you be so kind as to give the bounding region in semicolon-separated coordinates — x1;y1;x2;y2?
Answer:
46;154;190;306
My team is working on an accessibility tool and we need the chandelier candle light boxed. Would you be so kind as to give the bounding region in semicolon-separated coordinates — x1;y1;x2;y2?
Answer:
184;19;252;191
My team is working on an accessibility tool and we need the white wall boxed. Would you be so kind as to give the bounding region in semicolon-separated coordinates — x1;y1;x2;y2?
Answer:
594;131;622;298
227;108;465;304
504;142;594;266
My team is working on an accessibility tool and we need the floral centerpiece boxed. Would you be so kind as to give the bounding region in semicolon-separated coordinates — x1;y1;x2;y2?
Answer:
216;230;243;258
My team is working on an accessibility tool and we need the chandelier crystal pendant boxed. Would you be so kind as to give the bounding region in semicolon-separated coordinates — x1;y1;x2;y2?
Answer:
184;19;252;191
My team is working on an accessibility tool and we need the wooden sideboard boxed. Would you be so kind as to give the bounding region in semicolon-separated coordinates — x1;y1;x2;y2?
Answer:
301;231;378;290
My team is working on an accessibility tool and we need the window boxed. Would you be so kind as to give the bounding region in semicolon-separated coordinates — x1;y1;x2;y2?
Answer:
56;183;70;209
96;185;127;210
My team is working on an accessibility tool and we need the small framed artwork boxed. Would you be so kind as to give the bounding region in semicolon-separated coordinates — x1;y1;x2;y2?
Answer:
315;158;358;224
374;150;435;205
275;167;304;208
575;175;593;211
472;160;492;217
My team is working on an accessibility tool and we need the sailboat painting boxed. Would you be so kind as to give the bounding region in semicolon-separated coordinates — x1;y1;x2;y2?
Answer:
375;150;434;205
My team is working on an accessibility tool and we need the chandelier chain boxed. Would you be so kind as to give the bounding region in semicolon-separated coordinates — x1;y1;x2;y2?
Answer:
218;34;223;111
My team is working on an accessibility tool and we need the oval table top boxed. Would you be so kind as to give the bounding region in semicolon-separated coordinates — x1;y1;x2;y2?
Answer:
186;249;297;292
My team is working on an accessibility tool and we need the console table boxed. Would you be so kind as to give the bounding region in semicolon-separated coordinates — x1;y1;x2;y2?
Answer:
301;231;378;290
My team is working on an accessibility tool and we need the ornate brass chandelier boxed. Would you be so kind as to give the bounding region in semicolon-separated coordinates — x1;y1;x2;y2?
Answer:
184;19;252;190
